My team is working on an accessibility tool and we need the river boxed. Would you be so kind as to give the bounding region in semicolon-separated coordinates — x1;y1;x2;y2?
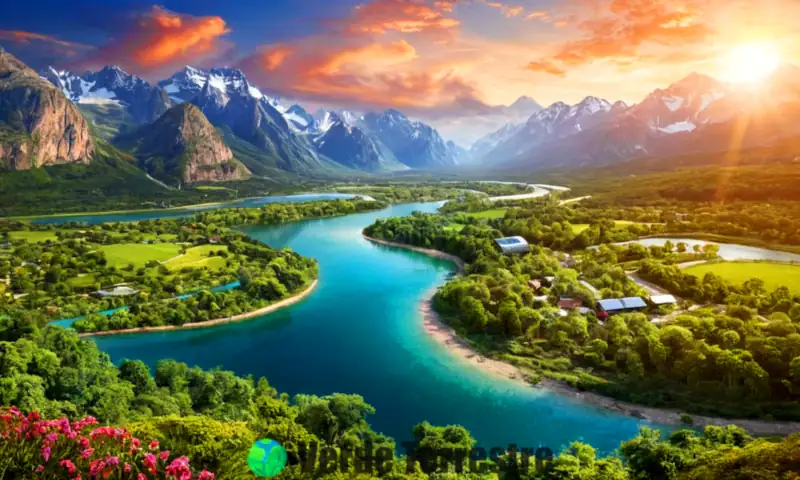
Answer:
43;201;656;455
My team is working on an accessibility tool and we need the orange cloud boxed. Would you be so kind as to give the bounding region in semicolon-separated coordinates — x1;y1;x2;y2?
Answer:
526;60;566;76
526;11;551;21
485;1;524;18
0;30;91;50
527;0;713;75
76;6;230;79
316;40;417;75
241;38;491;116
261;46;293;71
342;0;460;38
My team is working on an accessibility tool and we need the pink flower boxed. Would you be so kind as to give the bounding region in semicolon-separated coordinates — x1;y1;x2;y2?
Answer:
28;411;40;421
35;465;44;472
124;463;132;472
41;445;51;462
148;440;159;450
44;432;59;445
107;456;120;467
9;406;21;416
79;437;90;449
80;448;94;459
198;470;216;480
159;450;170;461
137;474;147;480
131;438;141;449
144;453;157;470
60;459;76;474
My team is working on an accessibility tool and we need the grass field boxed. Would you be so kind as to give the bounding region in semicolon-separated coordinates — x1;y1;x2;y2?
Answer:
8;230;75;243
97;243;182;268
67;274;97;288
465;208;507;220
444;224;465;233
684;261;800;293
164;245;228;271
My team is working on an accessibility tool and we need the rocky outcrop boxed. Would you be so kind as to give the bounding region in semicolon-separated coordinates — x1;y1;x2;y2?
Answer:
117;103;248;185
0;49;94;170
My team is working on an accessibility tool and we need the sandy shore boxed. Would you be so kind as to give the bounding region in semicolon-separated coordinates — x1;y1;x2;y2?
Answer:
421;291;800;436
80;280;318;337
367;236;800;436
363;235;466;273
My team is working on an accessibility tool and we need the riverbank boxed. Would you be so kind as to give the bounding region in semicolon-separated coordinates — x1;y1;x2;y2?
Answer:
363;235;466;273
421;290;800;436
371;238;800;436
79;280;318;337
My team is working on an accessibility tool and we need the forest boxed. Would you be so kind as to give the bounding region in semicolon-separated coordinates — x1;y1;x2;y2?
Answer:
364;199;800;420
0;199;381;333
1;309;799;478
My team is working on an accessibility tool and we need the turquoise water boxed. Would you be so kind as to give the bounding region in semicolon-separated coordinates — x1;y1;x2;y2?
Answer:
51;281;242;328
32;193;371;225
72;202;658;455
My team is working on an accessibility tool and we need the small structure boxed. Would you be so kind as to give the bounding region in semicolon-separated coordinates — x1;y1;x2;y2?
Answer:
528;279;542;292
209;236;221;244
544;275;556;286
620;297;648;310
94;285;139;298
596;297;647;316
494;236;530;254
558;297;583;310
649;294;678;306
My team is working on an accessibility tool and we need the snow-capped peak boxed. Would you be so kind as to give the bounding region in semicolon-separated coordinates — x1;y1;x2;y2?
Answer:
159;66;266;105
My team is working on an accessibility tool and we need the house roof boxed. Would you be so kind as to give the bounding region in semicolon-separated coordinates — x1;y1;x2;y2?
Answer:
597;299;625;311
621;297;647;309
650;294;678;305
494;236;530;253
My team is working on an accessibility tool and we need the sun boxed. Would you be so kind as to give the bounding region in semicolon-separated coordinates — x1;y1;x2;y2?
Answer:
720;42;781;84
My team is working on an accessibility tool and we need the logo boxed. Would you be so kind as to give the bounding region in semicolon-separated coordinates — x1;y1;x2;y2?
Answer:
248;438;287;478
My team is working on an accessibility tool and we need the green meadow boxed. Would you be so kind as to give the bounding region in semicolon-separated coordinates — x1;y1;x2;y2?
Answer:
684;261;800;293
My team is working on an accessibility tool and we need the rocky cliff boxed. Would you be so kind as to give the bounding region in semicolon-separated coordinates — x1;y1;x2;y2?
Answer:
0;49;94;170
118;103;248;185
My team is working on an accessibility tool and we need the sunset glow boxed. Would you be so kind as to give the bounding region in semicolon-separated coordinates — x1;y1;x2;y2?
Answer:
720;42;782;84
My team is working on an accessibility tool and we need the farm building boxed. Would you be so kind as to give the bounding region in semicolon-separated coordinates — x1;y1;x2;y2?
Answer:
558;297;583;309
494;236;530;254
596;297;648;317
649;294;678;306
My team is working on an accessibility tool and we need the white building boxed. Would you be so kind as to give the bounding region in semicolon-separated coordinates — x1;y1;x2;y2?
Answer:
495;236;530;254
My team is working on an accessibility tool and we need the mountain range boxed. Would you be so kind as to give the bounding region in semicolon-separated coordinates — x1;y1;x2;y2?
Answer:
469;66;800;171
0;52;463;184
2;45;800;186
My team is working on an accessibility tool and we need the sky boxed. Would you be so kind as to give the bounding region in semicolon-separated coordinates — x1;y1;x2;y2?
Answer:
1;0;799;145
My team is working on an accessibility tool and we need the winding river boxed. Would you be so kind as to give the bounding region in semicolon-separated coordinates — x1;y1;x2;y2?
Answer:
41;200;658;455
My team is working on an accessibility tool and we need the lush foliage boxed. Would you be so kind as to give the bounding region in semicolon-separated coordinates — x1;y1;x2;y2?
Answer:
364;199;800;420
0;407;215;479
0;199;385;332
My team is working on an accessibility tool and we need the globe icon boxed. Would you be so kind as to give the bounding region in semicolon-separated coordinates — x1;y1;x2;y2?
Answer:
247;439;287;477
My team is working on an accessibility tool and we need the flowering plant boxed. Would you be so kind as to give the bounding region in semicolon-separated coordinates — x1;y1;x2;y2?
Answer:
0;407;215;480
